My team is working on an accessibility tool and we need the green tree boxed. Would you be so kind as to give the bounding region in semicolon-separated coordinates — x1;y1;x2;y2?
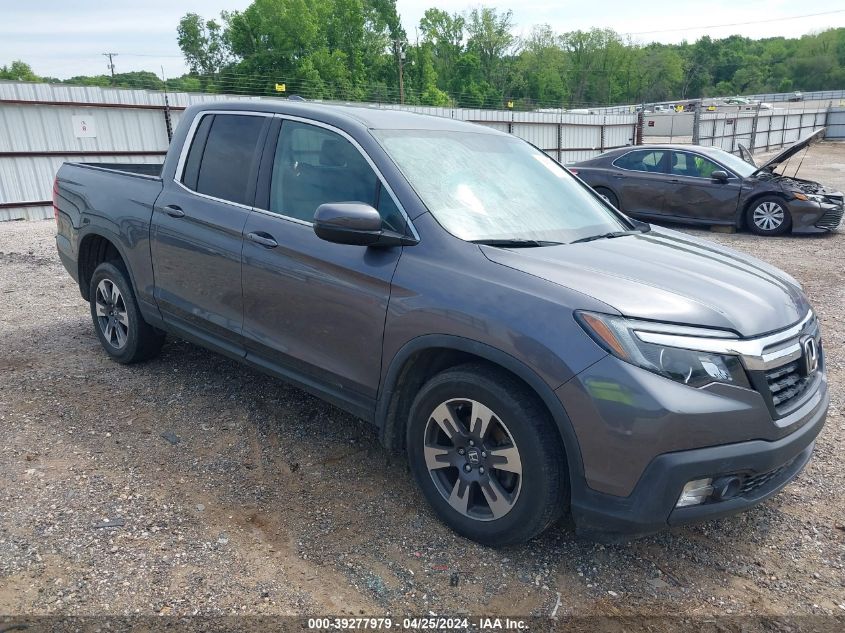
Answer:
177;13;229;76
466;7;514;90
419;8;465;92
0;60;39;81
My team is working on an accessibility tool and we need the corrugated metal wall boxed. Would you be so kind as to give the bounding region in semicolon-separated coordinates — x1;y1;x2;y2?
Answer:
826;107;845;139
0;80;637;221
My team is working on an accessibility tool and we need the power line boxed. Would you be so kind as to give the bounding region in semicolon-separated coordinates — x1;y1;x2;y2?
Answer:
624;9;845;36
114;52;184;58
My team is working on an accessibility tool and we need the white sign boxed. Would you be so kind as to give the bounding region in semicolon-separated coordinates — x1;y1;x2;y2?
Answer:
72;115;96;138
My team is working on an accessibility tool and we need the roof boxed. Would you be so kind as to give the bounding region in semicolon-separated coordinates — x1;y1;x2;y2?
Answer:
612;144;732;155
596;144;740;160
187;100;505;135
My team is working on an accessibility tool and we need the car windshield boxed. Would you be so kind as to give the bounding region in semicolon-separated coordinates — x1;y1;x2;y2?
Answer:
709;148;757;178
373;129;630;243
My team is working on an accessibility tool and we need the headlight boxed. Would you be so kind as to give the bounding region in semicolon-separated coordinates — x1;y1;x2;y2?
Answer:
576;312;750;389
793;192;825;203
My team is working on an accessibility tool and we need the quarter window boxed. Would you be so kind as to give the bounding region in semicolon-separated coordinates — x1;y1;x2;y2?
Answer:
269;121;390;225
613;150;667;173
182;113;266;206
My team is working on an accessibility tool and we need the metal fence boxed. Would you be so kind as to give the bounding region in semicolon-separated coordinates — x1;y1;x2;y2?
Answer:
0;80;637;221
697;107;829;153
641;102;830;154
746;89;845;103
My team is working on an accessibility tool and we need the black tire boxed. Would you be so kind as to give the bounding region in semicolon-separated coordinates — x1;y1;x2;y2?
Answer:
89;261;164;364
594;187;619;209
746;196;792;236
406;363;568;546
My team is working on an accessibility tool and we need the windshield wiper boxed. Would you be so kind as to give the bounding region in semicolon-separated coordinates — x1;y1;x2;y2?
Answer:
570;228;649;244
470;238;563;248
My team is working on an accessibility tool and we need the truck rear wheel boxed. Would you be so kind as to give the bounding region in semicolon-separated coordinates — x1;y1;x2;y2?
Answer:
406;363;567;546
89;261;164;364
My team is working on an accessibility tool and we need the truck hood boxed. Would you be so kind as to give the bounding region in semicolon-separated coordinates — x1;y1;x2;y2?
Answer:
481;227;809;337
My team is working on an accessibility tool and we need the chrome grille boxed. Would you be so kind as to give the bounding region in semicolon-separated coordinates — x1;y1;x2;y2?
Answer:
765;360;812;410
755;312;820;416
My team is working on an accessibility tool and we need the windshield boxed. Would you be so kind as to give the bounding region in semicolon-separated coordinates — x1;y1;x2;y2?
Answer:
709;147;756;177
373;129;630;243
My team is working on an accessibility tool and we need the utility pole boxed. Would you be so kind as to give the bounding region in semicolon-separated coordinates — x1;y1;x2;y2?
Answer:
102;52;118;84
393;39;405;104
161;66;173;142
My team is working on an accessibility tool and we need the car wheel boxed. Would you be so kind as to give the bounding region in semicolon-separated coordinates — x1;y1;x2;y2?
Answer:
407;363;567;546
89;261;165;364
747;196;792;236
594;187;619;209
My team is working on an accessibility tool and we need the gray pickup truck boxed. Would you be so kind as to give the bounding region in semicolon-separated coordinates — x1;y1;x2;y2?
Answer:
54;102;828;545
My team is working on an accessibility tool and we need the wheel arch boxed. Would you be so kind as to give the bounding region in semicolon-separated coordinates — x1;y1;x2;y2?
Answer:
77;229;135;302
738;190;791;229
591;185;620;207
376;335;584;484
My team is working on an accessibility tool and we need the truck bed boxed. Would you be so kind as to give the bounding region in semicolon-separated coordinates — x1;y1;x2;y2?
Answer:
74;162;164;179
54;161;166;304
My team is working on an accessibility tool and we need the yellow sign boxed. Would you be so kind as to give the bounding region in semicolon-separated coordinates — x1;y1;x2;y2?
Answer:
275;83;286;92
507;100;514;109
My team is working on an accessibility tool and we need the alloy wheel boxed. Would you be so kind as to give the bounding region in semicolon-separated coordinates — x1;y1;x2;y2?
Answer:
423;398;523;521
95;278;129;349
753;201;785;232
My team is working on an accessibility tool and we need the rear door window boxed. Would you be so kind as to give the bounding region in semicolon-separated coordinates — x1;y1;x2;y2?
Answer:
183;113;266;206
180;114;213;191
613;150;667;173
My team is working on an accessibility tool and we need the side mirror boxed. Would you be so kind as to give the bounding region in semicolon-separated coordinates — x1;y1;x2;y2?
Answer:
711;170;729;182
313;202;417;247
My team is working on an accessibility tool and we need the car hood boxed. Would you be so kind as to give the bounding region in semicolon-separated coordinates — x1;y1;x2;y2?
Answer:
481;227;809;337
752;127;825;175
758;173;842;197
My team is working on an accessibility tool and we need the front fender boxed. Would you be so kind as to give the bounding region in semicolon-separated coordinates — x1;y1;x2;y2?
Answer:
376;333;589;494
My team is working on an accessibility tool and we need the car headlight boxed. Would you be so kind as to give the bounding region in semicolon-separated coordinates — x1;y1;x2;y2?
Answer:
576;312;750;389
793;192;825;203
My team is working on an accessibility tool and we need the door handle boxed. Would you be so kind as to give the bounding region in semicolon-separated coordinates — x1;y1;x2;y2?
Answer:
248;232;278;248
612;173;626;179
163;205;185;218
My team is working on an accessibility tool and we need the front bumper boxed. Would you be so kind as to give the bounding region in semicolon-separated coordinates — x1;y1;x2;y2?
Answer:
788;198;843;233
558;352;828;539
569;392;826;538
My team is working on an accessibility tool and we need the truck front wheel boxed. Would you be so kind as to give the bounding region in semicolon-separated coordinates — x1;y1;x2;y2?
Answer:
407;364;568;546
89;261;164;364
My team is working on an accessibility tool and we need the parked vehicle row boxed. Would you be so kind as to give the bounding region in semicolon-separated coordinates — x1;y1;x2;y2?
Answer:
570;130;843;236
55;102;829;545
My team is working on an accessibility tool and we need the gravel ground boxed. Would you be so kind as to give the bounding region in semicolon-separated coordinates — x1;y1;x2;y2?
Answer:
1;143;844;622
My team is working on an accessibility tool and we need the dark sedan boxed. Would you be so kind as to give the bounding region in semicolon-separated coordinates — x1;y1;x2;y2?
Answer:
570;131;843;235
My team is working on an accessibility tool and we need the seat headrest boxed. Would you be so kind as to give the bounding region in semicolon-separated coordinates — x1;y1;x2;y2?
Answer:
320;138;358;167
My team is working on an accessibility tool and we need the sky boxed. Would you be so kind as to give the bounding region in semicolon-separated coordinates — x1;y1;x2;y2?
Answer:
1;0;844;80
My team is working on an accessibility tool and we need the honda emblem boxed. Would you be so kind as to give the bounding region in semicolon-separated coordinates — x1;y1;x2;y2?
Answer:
801;336;819;375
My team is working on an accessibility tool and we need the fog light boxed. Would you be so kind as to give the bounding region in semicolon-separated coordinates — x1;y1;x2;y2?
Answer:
676;478;713;507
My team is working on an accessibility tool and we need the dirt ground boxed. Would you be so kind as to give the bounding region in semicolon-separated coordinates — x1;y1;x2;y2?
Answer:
1;143;844;623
